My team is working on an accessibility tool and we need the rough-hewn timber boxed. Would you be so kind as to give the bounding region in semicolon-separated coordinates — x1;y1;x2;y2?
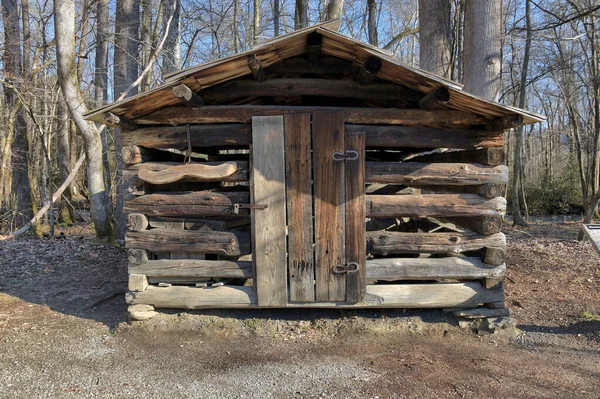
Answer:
366;163;508;185
366;257;505;280
124;191;249;217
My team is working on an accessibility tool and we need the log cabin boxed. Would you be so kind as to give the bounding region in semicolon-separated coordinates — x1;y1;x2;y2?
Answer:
85;20;544;319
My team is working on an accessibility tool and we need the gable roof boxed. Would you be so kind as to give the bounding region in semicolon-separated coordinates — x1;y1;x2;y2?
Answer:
84;20;545;125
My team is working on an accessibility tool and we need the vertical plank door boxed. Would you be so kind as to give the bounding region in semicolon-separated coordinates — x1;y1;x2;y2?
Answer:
344;131;366;303
252;116;288;306
285;114;315;302
312;112;346;302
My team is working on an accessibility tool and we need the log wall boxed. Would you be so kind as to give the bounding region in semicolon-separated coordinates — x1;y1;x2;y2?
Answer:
122;111;508;313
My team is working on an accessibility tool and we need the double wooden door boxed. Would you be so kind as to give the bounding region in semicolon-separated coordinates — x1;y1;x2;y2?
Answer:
251;112;366;306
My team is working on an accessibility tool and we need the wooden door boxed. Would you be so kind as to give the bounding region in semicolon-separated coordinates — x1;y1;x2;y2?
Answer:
252;112;366;306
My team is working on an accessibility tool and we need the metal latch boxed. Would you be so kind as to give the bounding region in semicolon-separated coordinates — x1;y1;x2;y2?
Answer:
332;150;359;161
332;262;360;274
233;203;268;214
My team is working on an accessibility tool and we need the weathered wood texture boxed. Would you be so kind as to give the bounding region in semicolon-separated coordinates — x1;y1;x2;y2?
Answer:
147;217;232;231
126;230;251;256
410;148;506;165
367;232;506;255
124;191;249;217
418;184;505;199
366;163;508;185
347;125;504;149
200;79;421;103
313;111;346;302
138;162;242;184
366;194;506;218
366;257;505;280
121;124;502;150
133;106;489;128
172;84;204;106
252;116;288;306
285;114;315;302
127;213;149;232
127;282;503;308
121;124;252;148
130;260;252;279
345;131;366;303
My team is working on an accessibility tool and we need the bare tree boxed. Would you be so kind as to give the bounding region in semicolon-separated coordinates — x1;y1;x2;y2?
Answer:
162;0;181;76
294;0;308;29
2;0;34;228
54;0;114;240
325;0;344;21
463;0;502;100
418;0;452;78
367;0;378;46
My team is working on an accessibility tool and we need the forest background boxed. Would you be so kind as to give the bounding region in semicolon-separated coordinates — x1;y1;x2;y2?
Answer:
1;0;599;241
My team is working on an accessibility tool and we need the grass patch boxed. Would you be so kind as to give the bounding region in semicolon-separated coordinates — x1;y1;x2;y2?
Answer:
581;311;600;322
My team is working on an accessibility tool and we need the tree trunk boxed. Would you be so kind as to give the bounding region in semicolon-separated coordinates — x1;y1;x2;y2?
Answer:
367;0;378;46
294;0;308;29
324;0;344;21
140;0;153;91
511;0;531;227
463;0;502;101
114;0;141;241
253;0;260;45
2;0;34;228
57;96;74;225
418;0;451;79
273;0;280;36
54;0;114;240
161;0;181;77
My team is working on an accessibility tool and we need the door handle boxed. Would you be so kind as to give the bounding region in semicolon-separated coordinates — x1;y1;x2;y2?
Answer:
332;150;359;161
332;262;360;274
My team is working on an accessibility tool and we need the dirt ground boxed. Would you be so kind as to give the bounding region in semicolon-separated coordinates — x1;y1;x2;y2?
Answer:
0;222;598;398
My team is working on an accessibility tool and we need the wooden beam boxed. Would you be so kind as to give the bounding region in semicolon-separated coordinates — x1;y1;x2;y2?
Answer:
366;194;506;218
130;259;252;280
356;56;382;85
366;162;509;185
124;191;249;217
127;282;503;309
486;114;523;131
409;148;506;166
247;54;266;82
251;116;287;307
121;123;501;150
200;79;421;103
306;32;323;61
172;84;204;107
345;131;367;304
419;87;450;110
147;217;231;231
121;124;252;148
367;231;506;256
137;161;241;184
347;124;504;149
418;184;505;199
133;106;489;128
126;229;251;257
102;111;139;130
285;114;315;302
366;257;505;280
439;215;503;236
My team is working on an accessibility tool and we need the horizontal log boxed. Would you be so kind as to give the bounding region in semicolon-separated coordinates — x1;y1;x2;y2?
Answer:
127;213;149;232
127;282;503;309
409;148;506;166
367;194;506;218
418;184;505;199
121;124;252;148
348;125;503;149
133;106;489;128
201;79;421;103
103;111;138;130
367;232;506;256
130;259;252;279
172;84;204;107
122;145;184;165
138;162;241;184
366;257;505;280
486;114;523;131
356;56;382;85
121;124;501;150
126;229;251;256
439;215;503;235
418;87;450;110
366;163;508;185
125;191;250;217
